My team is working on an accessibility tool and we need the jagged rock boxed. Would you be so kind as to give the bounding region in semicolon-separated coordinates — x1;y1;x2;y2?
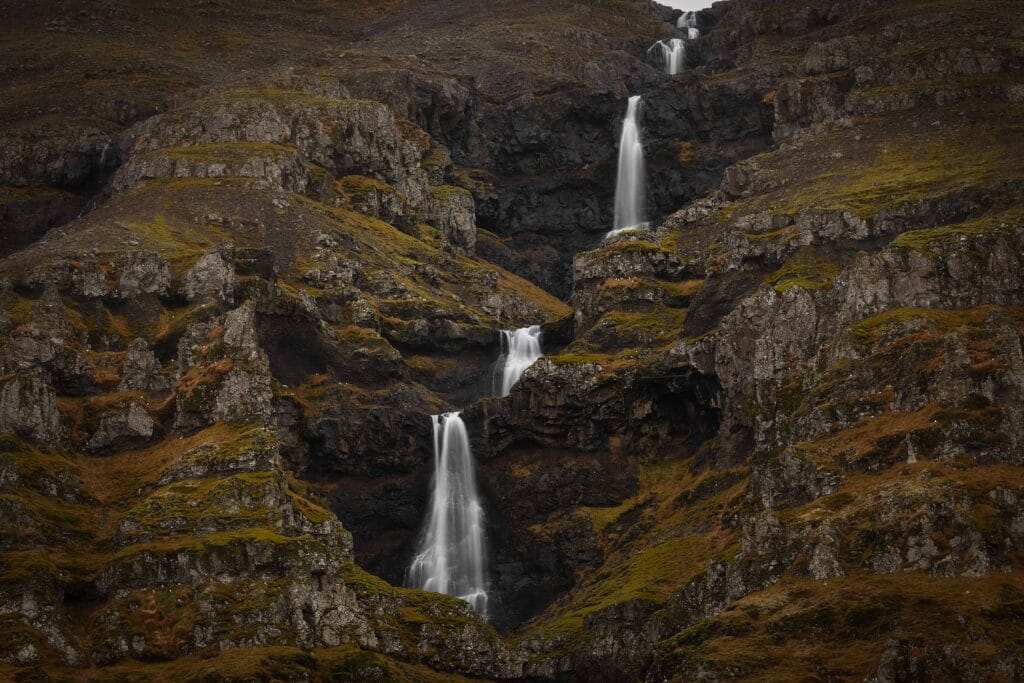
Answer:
28;285;84;343
0;329;91;394
0;374;62;444
86;401;155;453
174;299;274;433
0;572;81;665
26;258;109;298
222;299;262;361
803;522;844;580
118;338;170;393
340;175;412;228
572;238;688;332
0;120;115;188
749;449;842;509
114;251;171;299
429;186;477;253
181;248;235;304
212;367;274;425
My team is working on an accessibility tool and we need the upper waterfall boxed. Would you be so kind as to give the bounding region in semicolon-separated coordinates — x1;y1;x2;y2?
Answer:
649;39;686;76
494;326;543;397
609;95;647;237
408;413;489;617
677;11;700;43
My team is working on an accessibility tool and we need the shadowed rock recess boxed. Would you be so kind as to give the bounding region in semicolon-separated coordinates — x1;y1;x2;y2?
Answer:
1;0;1023;679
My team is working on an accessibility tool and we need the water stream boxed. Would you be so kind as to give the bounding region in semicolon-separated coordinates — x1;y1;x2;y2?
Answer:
609;95;647;236
408;412;489;616
494;326;543;396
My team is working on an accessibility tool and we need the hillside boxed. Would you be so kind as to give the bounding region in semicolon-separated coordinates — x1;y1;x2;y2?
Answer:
1;0;1022;680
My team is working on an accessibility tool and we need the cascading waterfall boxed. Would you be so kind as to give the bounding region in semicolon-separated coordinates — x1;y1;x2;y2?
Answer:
408;412;489;616
678;10;700;37
650;13;699;77
648;38;686;76
609;95;647;236
494;325;543;396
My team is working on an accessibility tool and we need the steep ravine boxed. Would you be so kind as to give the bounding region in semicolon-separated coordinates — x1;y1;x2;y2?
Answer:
1;0;1024;680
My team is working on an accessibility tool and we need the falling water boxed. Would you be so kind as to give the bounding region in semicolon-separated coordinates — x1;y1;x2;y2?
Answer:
678;11;700;39
648;39;686;75
408;412;489;616
678;11;697;29
494;325;543;396
610;95;646;236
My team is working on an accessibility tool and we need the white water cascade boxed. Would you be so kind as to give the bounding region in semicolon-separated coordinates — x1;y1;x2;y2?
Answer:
494;325;543;396
648;38;686;76
610;95;647;236
678;11;700;39
408;412;489;616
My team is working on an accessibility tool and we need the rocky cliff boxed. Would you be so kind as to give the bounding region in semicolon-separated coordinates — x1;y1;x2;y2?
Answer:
1;0;1022;680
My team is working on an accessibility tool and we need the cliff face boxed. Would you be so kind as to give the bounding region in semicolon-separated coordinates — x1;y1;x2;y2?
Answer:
1;0;1023;680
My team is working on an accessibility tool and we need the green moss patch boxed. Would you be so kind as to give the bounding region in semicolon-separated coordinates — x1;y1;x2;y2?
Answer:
889;206;1020;254
766;249;841;293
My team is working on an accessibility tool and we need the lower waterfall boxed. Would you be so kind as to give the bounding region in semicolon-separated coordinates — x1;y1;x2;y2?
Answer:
408;412;489;617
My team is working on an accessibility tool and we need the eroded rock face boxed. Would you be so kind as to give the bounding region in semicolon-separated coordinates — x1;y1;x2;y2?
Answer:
0;374;63;444
181;247;236;304
671;225;1024;460
430;187;477;253
86;401;155;453
174;299;274;433
118;338;169;393
114;251;171;299
109;147;317;197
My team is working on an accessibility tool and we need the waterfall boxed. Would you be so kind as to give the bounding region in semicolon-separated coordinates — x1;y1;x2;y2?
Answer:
610;95;647;236
494;325;543;396
677;11;700;40
648;39;686;76
678;11;698;30
408;412;489;617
